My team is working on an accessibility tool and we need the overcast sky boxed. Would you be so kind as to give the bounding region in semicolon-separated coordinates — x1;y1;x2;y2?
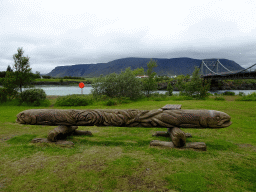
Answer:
1;0;256;74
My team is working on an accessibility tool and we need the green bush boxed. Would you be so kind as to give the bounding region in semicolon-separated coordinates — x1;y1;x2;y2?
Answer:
92;68;143;100
105;99;117;106
238;92;245;96
222;91;235;96
214;96;225;101
117;97;132;104
142;59;158;96
149;92;169;101
0;88;7;103
1;71;19;100
167;82;173;96
55;94;93;106
19;88;46;106
177;67;211;99
236;92;256;101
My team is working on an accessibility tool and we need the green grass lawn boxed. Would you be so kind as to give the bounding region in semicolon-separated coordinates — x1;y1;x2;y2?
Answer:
0;97;256;191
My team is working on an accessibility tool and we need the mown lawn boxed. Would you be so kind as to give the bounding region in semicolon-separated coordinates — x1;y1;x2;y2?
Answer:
0;97;255;191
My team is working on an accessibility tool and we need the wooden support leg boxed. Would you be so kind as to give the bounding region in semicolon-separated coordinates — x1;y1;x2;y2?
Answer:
168;128;186;147
47;125;78;142
152;127;187;147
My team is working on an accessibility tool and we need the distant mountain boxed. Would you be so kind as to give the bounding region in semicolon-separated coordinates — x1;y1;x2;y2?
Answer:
47;57;244;77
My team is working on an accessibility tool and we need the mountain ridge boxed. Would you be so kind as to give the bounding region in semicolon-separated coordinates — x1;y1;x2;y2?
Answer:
47;57;244;77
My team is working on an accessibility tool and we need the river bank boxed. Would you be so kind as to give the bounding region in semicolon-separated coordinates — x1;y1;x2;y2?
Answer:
2;79;256;91
29;80;256;90
31;81;89;86
17;85;256;96
158;80;256;91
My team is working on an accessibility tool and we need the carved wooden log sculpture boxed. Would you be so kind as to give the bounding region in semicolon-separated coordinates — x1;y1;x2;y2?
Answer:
16;108;232;149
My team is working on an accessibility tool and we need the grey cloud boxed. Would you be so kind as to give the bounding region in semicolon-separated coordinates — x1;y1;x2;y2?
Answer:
1;1;256;74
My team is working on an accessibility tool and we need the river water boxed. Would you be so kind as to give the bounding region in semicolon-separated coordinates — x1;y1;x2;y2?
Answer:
20;85;256;96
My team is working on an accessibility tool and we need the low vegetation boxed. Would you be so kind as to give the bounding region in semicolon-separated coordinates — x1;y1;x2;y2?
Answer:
0;95;255;191
19;88;47;106
222;91;236;96
236;92;256;101
92;68;143;100
55;94;94;106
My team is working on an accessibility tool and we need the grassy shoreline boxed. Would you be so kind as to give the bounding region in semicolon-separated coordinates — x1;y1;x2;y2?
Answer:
0;97;255;191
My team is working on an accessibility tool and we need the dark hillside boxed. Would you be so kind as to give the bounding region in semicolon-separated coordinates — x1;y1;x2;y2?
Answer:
47;57;244;77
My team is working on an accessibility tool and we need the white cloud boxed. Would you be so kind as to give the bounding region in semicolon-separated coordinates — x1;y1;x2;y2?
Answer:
1;0;256;73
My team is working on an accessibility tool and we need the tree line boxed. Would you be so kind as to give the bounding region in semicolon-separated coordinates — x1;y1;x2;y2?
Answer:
0;48;46;104
92;59;211;100
0;48;211;105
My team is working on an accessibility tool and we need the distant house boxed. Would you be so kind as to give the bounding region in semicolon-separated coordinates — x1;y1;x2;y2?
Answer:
136;75;149;78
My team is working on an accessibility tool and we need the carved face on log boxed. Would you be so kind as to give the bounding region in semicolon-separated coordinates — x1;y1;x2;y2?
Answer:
160;110;232;128
201;110;232;128
16;111;36;124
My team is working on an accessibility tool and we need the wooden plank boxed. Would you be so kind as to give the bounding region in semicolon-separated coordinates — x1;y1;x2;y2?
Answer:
161;104;182;110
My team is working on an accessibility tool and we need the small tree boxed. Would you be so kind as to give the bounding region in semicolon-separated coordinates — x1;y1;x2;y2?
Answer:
35;71;41;79
19;88;47;106
167;82;173;96
13;47;35;93
142;59;158;96
0;71;6;78
175;75;186;94
181;67;211;99
132;67;145;76
92;67;143;100
7;65;13;72
2;71;19;100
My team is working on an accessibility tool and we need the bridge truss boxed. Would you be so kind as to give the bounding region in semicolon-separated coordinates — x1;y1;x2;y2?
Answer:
201;59;256;80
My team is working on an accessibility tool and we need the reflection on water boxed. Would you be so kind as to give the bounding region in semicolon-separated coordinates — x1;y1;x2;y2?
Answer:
11;85;256;96
23;85;93;96
210;90;256;95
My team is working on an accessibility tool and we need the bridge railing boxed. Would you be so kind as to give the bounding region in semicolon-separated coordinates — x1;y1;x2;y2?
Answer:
201;60;256;77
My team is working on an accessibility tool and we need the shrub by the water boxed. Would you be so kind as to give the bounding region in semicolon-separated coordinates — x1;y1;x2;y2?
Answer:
222;91;235;96
105;99;117;106
167;82;173;96
19;88;46;106
55;94;93;106
214;96;225;101
0;88;7;103
177;67;211;99
149;92;170;101
239;92;245;96
92;67;143;100
236;92;256;101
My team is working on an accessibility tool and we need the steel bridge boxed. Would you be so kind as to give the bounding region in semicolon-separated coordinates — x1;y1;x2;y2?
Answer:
200;59;256;80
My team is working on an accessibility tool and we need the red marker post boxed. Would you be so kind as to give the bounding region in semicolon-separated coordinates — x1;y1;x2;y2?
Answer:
79;82;85;94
